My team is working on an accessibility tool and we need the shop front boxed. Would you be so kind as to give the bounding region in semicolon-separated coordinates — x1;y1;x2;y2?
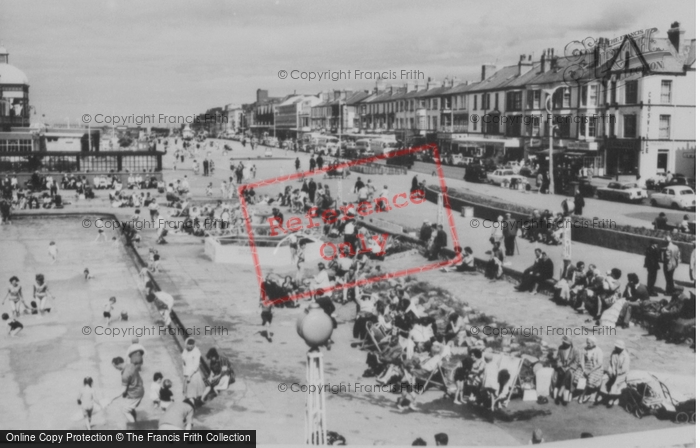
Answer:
436;133;520;167
604;137;641;177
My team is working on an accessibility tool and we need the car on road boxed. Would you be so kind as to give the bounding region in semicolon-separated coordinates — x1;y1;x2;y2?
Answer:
486;169;527;185
264;148;273;158
596;182;647;203
649;186;696;210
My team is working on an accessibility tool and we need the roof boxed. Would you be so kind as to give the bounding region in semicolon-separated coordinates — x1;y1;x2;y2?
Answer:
0;63;28;84
415;86;450;98
345;91;371;105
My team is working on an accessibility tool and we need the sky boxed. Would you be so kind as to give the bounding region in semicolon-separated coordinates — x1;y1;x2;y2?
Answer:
0;0;696;124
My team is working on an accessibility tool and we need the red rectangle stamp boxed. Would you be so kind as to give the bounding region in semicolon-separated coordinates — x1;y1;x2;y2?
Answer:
237;144;462;306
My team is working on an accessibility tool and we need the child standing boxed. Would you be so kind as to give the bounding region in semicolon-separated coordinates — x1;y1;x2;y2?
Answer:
2;312;23;337
33;274;54;314
48;241;58;264
452;356;473;405
77;377;97;430
205;182;213;197
151;372;164;409
159;379;174;410
104;297;116;325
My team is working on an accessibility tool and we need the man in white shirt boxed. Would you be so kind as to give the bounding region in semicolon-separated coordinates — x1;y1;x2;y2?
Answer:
311;262;331;295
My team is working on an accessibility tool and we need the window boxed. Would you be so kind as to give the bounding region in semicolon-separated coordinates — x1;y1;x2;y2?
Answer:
552;88;571;109
472;119;477;131
661;81;672;104
609;115;616;137
506;92;522;111
589;85;597;107
432;116;438;130
432;98;439;110
580;85;587;106
587;117;597;137
494;93;499;109
659;115;671;139
481;93;488;110
530;116;541;136
505;115;521;137
555;115;570;138
610;81;617;104
527;90;541;109
473;95;478;109
623;114;636;138
625;80;638;104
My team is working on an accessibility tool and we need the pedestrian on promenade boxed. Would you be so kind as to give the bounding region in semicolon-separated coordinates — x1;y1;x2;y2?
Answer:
203;158;209;176
503;213;517;256
111;356;144;428
429;224;447;261
295;157;301;172
309;157;316;172
644;243;661;296
662;235;680;295
536;172;543;194
574;189;585;215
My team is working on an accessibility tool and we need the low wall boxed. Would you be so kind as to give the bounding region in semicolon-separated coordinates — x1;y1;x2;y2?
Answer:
10;171;163;187
425;186;695;264
204;235;326;266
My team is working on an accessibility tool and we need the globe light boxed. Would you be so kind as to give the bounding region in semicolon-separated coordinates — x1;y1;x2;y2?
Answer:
297;303;333;349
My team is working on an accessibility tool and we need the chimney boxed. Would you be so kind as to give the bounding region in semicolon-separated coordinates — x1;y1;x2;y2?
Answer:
667;21;684;52
481;64;497;81
550;50;559;71
413;83;420;92
518;53;534;76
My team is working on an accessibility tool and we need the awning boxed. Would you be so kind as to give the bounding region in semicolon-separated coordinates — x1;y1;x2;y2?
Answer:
449;134;521;148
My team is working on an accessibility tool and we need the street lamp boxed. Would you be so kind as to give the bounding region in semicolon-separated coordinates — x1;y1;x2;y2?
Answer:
297;303;334;445
543;86;567;194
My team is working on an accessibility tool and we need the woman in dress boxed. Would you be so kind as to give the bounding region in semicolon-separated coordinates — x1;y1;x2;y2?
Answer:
576;336;604;403
551;336;581;405
181;338;206;404
2;276;27;317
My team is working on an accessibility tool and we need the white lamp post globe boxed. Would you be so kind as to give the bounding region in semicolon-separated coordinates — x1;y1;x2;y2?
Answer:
297;303;333;349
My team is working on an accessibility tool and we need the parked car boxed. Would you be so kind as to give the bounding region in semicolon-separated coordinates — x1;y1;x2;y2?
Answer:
649;186;696;210
646;174;696;192
442;153;464;166
263;136;279;147
264;148;273;158
464;164;488;183
486;169;527;185
596;182;647;203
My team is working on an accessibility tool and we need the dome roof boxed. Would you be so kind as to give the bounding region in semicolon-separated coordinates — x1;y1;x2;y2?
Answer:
0;63;28;85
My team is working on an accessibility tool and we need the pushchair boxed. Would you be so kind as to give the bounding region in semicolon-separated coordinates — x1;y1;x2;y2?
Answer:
620;371;695;423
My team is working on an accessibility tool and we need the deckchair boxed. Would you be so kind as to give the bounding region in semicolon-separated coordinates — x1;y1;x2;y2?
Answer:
364;322;391;353
413;358;451;396
492;353;524;408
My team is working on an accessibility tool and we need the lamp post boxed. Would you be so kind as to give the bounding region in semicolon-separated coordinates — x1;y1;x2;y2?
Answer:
543;86;567;194
297;303;334;445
